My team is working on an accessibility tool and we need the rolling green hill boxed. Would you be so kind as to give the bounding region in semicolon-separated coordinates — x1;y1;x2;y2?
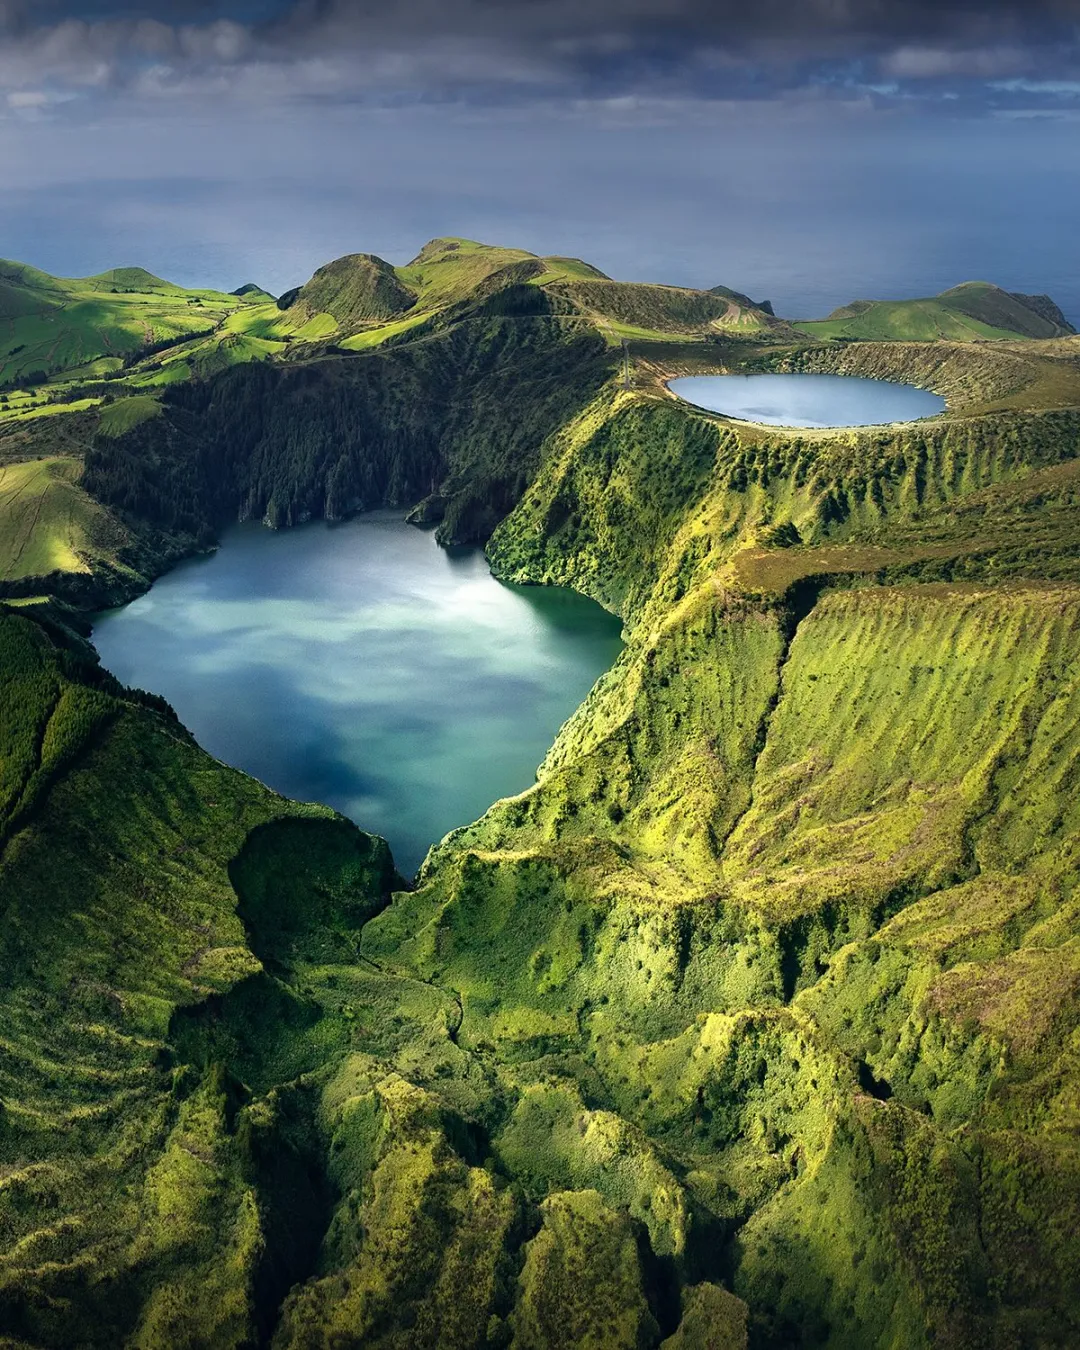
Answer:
797;280;1076;342
231;282;277;303
1;238;1080;1347
0;259;260;391
0;456;131;582
269;237;778;347
277;252;418;326
396;236;609;305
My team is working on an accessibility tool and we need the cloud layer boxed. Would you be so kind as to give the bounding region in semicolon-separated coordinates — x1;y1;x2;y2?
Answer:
0;0;1077;113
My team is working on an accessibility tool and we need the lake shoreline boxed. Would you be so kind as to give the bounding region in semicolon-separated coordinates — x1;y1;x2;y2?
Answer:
91;513;624;876
668;371;947;428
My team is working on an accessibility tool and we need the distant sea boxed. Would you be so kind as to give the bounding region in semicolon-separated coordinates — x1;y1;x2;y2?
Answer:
4;106;1078;325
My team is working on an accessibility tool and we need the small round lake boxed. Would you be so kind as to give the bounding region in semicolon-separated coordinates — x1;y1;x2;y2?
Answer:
92;515;623;876
669;373;945;428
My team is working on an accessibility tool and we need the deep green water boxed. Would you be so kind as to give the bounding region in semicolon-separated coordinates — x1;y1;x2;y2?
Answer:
669;373;946;427
92;515;623;875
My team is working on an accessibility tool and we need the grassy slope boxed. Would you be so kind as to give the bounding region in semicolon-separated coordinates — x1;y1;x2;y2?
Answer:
283;253;418;327
0;409;200;612
396;236;607;306
0;457;133;583
796;281;1075;343
0;260;255;389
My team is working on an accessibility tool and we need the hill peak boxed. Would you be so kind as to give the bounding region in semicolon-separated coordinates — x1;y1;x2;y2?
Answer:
709;282;775;316
409;237;501;265
281;252;417;326
85;266;179;293
938;281;1074;337
232;282;277;302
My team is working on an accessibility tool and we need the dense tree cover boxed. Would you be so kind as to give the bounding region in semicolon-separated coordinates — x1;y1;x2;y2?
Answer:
84;296;612;545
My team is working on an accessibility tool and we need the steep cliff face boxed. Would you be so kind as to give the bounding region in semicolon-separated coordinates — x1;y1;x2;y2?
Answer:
82;300;613;547
360;378;1080;1348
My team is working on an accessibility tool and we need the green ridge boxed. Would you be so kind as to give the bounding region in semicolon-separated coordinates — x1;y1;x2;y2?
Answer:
0;259;260;396
797;280;1075;343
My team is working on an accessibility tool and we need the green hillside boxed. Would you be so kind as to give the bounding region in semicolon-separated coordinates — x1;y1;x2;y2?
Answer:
278;252;418;326
396;236;544;305
266;238;613;342
0;457;131;582
797;280;1076;342
548;279;778;340
0;609;399;1348
0;259;259;391
396;236;608;306
268;237;776;347
710;282;775;314
231;282;277;303
84;266;185;294
1;239;1080;1346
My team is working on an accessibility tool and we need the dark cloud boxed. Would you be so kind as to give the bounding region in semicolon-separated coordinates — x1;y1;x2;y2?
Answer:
0;0;1075;109
264;0;1075;44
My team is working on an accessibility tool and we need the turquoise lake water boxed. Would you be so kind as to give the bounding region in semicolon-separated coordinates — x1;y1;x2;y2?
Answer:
669;373;946;427
92;515;623;876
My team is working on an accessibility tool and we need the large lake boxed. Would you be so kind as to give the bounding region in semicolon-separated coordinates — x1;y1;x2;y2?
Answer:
669;373;946;427
92;515;623;876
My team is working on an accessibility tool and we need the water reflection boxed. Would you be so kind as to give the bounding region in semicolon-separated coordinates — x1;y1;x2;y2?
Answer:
669;373;946;428
92;514;623;875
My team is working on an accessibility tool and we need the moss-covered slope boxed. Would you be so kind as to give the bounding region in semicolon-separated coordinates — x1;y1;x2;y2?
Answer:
359;371;1080;1348
0;609;399;1347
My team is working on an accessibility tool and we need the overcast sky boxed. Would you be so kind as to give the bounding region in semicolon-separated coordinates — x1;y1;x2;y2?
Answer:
1;0;1078;317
